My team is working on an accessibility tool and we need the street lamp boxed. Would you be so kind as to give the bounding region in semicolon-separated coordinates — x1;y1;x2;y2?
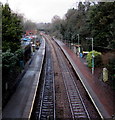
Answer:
86;37;94;75
77;34;80;56
77;34;79;45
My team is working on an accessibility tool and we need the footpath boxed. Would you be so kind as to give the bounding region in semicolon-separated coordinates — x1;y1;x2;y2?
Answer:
3;38;45;119
55;39;114;119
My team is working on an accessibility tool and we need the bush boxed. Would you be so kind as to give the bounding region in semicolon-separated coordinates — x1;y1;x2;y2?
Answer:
2;49;23;107
2;41;20;53
2;50;18;72
15;48;24;61
107;57;115;88
86;50;102;68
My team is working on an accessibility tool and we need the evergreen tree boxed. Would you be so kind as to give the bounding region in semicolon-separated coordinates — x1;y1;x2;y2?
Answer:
88;2;115;48
2;3;23;52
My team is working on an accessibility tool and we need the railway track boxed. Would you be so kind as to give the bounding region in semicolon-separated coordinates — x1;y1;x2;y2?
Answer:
31;44;55;120
31;35;100;119
54;45;90;119
39;44;55;120
44;35;91;119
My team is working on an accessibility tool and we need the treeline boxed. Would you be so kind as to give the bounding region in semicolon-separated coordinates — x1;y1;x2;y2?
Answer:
48;2;115;51
46;2;115;88
2;3;23;107
2;3;37;107
2;3;37;52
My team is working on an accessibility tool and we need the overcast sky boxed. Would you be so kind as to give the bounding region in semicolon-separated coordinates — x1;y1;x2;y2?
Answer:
1;0;83;23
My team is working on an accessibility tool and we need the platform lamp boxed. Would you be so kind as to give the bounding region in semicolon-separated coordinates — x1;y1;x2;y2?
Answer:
77;34;80;56
86;37;94;75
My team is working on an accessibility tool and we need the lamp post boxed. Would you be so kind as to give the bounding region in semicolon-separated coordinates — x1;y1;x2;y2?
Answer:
86;37;94;74
77;34;79;45
77;34;80;56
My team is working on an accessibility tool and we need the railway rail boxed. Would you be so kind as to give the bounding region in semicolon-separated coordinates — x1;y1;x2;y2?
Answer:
49;38;90;119
38;44;55;119
31;44;55;120
56;47;90;119
31;35;100;119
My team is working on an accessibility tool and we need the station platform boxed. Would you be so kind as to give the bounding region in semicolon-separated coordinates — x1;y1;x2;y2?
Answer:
2;38;45;119
55;39;114;119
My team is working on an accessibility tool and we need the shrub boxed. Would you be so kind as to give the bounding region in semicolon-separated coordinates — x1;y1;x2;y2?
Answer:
2;41;20;52
2;50;18;72
15;48;24;61
2;50;21;108
107;57;115;88
86;50;102;68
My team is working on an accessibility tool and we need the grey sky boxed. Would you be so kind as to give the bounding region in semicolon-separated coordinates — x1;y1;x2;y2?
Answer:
1;0;81;23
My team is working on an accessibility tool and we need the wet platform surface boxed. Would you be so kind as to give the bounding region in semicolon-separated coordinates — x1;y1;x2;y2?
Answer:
3;38;45;119
55;39;114;119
